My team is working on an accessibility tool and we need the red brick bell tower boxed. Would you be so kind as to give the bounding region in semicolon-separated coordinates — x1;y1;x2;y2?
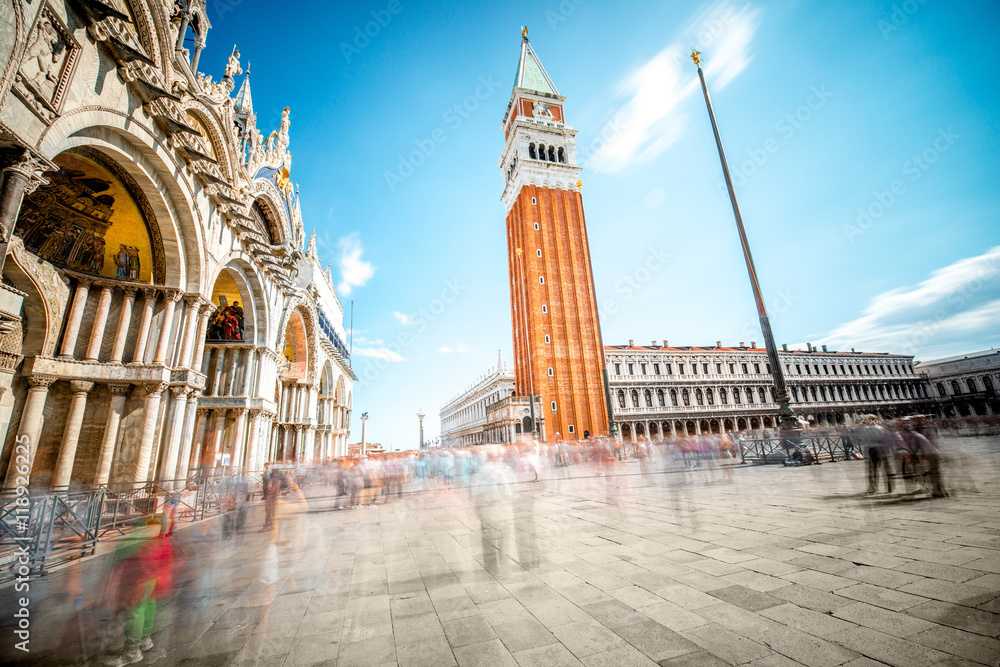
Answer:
500;30;609;441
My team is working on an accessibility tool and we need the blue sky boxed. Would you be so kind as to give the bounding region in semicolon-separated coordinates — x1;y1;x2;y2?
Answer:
201;0;1000;450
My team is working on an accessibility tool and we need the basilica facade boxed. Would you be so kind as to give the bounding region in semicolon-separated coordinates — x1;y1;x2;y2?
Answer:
0;0;353;489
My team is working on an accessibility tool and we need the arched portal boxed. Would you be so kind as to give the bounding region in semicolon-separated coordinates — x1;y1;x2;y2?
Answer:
16;148;165;283
274;308;310;461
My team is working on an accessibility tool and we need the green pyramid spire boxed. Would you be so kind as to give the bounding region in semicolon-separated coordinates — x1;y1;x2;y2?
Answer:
513;32;558;95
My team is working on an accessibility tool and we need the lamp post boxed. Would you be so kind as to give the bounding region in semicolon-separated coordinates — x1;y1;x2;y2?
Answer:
416;410;425;449
360;412;368;456
691;50;796;431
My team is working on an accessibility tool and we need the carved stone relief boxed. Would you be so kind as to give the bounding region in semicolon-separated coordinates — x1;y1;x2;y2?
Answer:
12;3;81;123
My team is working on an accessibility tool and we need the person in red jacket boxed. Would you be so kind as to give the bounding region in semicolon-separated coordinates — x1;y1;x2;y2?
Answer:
102;518;174;666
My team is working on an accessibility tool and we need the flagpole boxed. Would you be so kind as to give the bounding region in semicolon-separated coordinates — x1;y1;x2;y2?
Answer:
691;50;796;431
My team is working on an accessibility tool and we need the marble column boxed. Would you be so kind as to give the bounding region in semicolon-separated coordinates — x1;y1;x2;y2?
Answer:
109;288;137;364
132;383;168;485
3;375;56;487
94;383;132;485
293;425;303;461
153;290;181;365
130;288;158;364
159;386;190;484
192;408;210;470
207;409;227;469
59;280;91;358
84;286;113;362
246;409;262;472
176;296;201;369
52;381;96;487
175;392;201;484
191;303;213;371
230;408;248;472
0;158;33;273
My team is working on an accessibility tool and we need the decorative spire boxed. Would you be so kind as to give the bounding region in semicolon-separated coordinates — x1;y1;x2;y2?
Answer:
234;68;253;119
513;32;558;95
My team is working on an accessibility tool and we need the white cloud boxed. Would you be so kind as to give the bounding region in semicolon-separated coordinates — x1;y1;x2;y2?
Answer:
354;347;404;362
818;246;1000;359
586;1;760;174
436;344;469;354
437;346;453;354
393;311;411;326
336;233;375;296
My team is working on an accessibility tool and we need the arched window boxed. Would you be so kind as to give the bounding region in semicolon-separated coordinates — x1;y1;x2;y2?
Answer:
950;380;961;395
706;388;714;405
558;147;565;163
791;386;798;402
967;378;978;393
670;389;678;406
734;388;741;404
631;389;640;407
617;390;625;409
657;389;665;406
984;376;995;392
682;389;690;406
838;387;845;400
645;390;653;407
538;144;546;160
759;387;768;403
820;387;827;401
695;389;704;406
720;388;728;404
746;387;754;404
529;143;537;159
548;145;556;161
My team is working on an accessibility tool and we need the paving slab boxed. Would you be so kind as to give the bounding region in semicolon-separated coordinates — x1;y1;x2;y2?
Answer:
2;436;999;667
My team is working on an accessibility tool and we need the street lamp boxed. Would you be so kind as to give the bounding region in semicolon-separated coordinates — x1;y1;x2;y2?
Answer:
691;50;796;432
360;412;369;456
416;410;425;449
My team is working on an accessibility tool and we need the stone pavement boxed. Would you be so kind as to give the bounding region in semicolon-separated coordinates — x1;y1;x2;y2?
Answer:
2;437;999;667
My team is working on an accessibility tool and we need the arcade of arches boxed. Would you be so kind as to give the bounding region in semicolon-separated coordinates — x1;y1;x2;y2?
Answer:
0;1;354;489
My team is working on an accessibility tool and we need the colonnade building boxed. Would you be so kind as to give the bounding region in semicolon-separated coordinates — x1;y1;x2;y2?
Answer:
0;0;353;489
607;341;934;440
917;349;1000;418
439;360;536;447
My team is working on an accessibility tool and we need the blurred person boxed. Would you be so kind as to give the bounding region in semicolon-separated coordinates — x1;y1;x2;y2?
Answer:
472;451;515;575
221;474;250;540
855;416;894;494
101;519;174;666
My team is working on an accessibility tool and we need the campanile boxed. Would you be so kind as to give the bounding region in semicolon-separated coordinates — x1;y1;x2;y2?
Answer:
500;30;609;441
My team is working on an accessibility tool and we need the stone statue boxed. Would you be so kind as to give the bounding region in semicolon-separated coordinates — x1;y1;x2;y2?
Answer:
278;107;290;146
531;100;553;120
224;46;242;79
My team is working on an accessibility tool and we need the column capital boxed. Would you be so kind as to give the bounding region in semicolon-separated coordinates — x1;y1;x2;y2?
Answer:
119;286;138;298
69;380;96;394
108;382;134;396
232;407;249;417
187;389;202;401
3;149;51;195
163;289;183;303
142;287;159;300
145;382;169;396
74;277;93;289
183;293;201;308
248;408;262;417
170;385;190;397
26;375;57;389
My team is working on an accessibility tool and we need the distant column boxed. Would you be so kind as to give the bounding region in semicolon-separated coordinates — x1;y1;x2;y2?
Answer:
95;383;133;485
3;375;56;488
246;409;262;472
176;296;201;369
110;288;137;363
84;286;113;361
175;391;201;483
191;302;214;371
152;290;181;365
230;408;248;472
130;288;158;364
52;381;95;487
159;386;191;484
132;383;168;485
59;280;91;358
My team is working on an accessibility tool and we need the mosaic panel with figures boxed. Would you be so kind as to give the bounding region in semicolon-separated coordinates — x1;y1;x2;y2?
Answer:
15;148;165;284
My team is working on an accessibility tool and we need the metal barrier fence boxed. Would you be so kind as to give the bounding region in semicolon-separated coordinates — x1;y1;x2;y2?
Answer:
738;434;862;465
0;471;259;584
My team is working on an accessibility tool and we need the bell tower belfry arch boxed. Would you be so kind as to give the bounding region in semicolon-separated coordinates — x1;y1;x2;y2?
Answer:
499;29;610;441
